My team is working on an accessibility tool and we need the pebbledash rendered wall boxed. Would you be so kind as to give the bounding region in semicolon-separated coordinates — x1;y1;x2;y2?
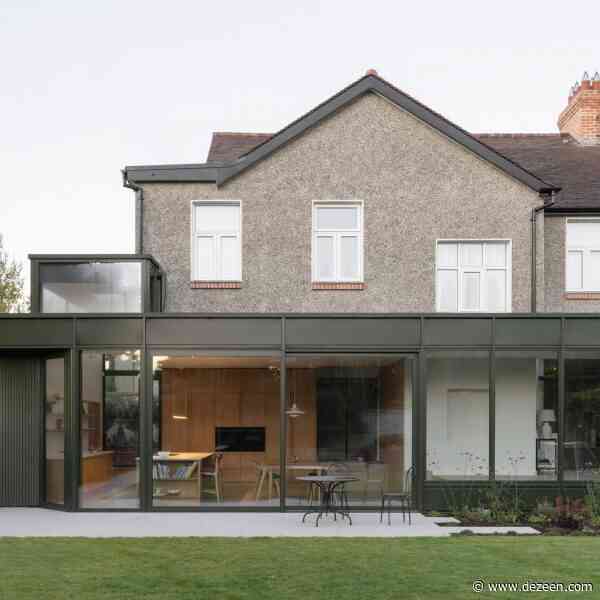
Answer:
545;215;600;312
140;92;543;313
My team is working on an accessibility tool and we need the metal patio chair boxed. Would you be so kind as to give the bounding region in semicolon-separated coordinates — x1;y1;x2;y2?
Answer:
380;466;414;525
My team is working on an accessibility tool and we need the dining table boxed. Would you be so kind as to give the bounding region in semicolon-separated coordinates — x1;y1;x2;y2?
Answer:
255;463;329;501
298;475;359;526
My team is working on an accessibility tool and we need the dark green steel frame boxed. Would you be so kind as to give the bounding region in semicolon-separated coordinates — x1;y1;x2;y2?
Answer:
2;312;600;512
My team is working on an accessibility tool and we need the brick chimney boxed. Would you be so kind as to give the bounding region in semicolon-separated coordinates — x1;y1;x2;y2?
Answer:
558;71;600;145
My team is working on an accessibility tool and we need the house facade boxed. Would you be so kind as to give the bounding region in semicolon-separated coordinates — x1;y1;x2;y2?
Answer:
2;70;600;513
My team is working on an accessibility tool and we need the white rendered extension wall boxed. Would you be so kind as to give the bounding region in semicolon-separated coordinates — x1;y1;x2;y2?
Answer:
426;357;537;479
495;358;539;478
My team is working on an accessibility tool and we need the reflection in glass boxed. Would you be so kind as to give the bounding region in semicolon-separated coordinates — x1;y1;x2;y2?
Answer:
45;357;65;505
285;355;414;506
41;262;142;313
152;354;281;507
495;351;558;480
79;351;141;508
426;351;489;480
565;356;600;481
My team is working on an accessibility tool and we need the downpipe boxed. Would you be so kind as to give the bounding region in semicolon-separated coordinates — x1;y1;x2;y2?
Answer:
530;192;555;313
122;169;144;254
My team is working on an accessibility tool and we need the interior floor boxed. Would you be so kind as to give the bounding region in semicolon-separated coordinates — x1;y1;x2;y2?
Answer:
79;469;392;508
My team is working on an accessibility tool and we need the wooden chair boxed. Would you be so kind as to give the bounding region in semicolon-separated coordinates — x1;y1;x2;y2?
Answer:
254;462;280;501
200;453;224;503
363;462;384;504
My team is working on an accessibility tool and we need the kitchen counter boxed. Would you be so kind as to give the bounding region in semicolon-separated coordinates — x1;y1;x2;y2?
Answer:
81;451;114;484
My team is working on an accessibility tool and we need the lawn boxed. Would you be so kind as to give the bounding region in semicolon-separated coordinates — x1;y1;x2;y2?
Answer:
1;537;598;600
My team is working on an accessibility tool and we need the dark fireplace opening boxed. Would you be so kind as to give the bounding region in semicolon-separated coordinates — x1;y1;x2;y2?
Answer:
215;427;266;452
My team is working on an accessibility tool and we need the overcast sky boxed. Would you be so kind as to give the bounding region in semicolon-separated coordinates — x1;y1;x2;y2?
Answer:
1;1;598;290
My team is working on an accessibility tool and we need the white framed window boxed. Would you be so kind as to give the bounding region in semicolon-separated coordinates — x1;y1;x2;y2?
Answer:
566;219;600;292
436;240;512;312
312;202;363;282
191;201;241;281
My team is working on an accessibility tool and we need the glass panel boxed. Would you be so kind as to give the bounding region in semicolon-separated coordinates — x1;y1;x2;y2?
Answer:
45;357;65;505
219;235;240;280
565;356;600;481
485;243;506;268
567;220;600;247
589;251;600;290
495;351;558;481
316;236;335;279
437;243;458;267
152;354;281;507
485;270;506;312
438;270;458;311
40;262;142;313
285;355;414;507
426;351;489;480
316;206;358;230
194;203;239;231
460;243;483;267
195;236;215;280
461;271;481;311
340;236;359;279
79;351;141;508
566;251;583;290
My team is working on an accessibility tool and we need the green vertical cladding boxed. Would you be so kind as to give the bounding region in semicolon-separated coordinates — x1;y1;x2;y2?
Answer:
0;357;42;506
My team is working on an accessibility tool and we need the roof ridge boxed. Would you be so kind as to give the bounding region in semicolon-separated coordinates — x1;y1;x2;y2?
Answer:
212;131;273;137
475;133;563;138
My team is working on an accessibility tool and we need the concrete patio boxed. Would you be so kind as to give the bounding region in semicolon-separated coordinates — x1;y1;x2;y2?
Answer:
0;509;539;537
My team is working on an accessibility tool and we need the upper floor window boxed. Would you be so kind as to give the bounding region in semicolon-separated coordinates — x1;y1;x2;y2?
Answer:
566;219;600;292
192;201;241;281
312;202;363;282
436;241;511;312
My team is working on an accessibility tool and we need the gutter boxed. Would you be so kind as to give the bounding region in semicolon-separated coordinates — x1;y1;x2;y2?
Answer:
531;191;556;312
122;170;144;253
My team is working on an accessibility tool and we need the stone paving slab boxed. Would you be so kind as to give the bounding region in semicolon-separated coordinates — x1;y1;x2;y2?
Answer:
0;508;537;538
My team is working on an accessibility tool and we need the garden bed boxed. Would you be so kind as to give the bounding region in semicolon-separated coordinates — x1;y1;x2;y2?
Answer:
428;482;600;536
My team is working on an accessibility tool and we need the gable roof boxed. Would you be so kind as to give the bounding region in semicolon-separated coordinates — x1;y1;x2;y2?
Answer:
125;73;558;194
207;132;272;162
475;134;600;211
205;131;600;211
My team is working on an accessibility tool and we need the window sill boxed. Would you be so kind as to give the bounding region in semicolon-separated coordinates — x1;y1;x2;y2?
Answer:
191;281;242;289
312;282;365;290
564;292;600;300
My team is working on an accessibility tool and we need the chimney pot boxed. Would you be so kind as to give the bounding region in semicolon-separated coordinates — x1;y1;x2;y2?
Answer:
558;71;600;145
366;69;378;76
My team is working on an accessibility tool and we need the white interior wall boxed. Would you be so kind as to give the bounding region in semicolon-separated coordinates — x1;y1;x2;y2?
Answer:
495;358;538;477
427;357;538;478
427;357;490;478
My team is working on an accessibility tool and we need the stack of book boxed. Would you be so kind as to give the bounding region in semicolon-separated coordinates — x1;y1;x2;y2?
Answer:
153;462;197;480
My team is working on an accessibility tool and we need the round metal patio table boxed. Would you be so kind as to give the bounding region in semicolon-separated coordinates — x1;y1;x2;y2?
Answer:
298;475;359;527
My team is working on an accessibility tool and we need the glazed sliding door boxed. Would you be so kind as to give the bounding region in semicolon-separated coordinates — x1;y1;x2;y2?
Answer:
285;355;415;508
151;352;282;508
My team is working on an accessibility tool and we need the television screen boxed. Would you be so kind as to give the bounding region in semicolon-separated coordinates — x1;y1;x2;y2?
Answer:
215;427;266;452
